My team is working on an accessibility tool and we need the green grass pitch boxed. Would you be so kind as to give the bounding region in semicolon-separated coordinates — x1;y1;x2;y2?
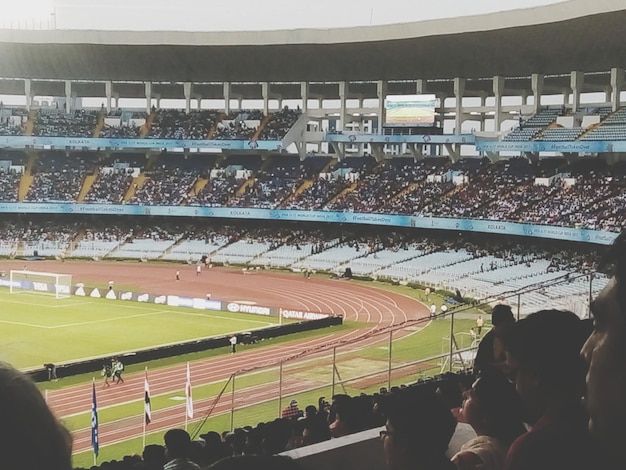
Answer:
0;288;281;370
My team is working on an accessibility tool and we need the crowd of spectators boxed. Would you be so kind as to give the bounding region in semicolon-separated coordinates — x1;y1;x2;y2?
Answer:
0;146;623;232
258;106;301;140
148;110;219;140
32;109;99;137
24;153;95;203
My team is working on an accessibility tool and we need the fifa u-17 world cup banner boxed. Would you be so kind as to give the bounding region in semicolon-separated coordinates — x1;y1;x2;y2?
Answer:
0;136;282;151
0;203;617;245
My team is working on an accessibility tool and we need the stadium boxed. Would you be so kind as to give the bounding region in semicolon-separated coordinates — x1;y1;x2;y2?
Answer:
0;1;624;468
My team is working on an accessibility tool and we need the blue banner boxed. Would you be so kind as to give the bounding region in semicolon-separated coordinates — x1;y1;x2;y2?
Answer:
324;133;475;145
475;139;626;153
0;136;282;151
0;202;617;245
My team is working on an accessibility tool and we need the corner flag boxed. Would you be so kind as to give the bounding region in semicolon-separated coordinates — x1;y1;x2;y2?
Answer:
91;379;99;458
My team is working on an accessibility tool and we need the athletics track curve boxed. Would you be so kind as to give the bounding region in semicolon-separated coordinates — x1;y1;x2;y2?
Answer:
3;261;429;455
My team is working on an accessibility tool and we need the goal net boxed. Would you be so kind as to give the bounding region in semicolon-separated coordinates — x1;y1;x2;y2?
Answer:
9;270;73;299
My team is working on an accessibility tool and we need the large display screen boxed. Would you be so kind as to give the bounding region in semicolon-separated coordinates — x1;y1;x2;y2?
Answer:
384;94;437;127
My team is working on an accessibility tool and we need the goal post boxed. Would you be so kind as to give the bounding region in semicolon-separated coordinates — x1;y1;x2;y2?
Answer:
9;270;72;299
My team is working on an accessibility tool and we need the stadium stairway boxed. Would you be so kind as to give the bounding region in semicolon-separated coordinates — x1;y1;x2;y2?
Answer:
18;152;37;201
252;113;272;140
77;171;98;202
123;173;147;201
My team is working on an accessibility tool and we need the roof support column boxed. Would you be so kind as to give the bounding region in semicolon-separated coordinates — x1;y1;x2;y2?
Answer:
493;75;505;132
262;82;270;116
300;82;309;113
377;80;387;134
64;80;72;113
339;81;348;132
144;81;152;114
610;68;624;112
479;92;487;132
183;82;192;113
454;77;465;135
24;79;32;111
223;82;231;115
105;81;112;113
531;73;544;114
570;71;584;113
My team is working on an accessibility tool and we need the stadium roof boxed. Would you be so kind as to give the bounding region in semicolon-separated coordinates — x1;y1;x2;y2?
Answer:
0;0;624;85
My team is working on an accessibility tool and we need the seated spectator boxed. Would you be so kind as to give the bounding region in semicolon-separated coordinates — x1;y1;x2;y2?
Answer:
452;369;527;470
164;428;201;470
473;304;516;375
0;361;73;470
379;389;456;470
581;230;625;465
503;309;604;470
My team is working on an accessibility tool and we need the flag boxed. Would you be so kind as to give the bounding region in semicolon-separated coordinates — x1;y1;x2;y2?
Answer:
91;380;99;457
144;370;152;425
185;362;193;419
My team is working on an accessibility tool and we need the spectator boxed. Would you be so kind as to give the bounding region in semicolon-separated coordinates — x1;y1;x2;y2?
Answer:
164;428;201;470
379;389;456;470
281;399;302;420
0;361;73;470
503;309;602;470
581;230;626;464
473;304;516;375
452;369;527;470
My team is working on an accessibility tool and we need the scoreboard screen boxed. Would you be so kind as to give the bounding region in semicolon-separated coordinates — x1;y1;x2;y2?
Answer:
384;94;437;127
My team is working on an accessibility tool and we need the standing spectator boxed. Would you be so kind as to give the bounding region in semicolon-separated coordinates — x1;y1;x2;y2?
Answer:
503;309;602;470
229;335;237;354
102;361;112;387
476;315;484;336
581;230;625;465
473;305;516;375
164;428;201;470
112;357;124;384
196;264;202;276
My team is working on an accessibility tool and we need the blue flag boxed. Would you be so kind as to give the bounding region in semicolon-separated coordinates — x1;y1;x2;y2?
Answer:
91;381;99;457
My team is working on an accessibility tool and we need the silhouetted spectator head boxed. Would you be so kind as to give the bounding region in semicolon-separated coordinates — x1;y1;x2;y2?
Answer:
582;230;626;460
380;390;456;470
142;444;166;469
505;309;590;423
0;361;72;470
164;428;193;460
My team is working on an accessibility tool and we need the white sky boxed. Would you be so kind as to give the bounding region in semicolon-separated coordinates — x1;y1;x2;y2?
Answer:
0;0;566;31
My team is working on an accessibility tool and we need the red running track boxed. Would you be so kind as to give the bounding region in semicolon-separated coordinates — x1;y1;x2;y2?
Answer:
1;261;428;454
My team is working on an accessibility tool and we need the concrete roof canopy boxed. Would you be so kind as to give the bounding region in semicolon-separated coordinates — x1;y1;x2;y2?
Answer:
0;0;624;94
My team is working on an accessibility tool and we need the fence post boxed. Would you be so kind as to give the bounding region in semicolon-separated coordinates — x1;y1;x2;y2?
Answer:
331;346;336;397
516;294;521;321
278;361;283;418
230;373;236;431
448;311;455;372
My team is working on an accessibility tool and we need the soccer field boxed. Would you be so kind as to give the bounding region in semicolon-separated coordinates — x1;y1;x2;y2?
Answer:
0;289;280;370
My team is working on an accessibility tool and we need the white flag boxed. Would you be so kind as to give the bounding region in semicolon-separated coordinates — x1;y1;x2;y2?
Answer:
144;370;152;425
185;362;193;419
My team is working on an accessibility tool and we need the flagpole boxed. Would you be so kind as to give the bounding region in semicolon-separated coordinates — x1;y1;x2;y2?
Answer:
91;378;99;467
143;367;147;450
185;362;189;431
